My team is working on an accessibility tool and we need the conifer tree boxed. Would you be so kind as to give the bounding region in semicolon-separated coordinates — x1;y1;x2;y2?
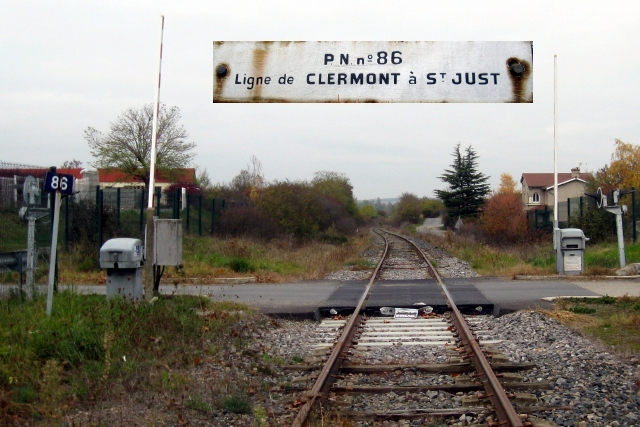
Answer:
435;143;490;221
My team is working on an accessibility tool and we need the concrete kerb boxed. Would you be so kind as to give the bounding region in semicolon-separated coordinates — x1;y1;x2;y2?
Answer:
514;275;640;281
514;275;640;299
159;277;258;285
540;295;603;302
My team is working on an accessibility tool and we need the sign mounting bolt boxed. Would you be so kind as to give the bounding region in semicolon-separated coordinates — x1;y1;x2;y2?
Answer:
509;62;525;76
216;64;229;77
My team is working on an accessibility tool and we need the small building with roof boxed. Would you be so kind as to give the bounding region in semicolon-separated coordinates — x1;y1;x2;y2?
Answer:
520;167;592;210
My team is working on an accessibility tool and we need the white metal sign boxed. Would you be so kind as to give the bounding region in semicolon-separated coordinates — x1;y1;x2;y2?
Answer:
213;41;532;103
394;308;419;319
564;254;582;272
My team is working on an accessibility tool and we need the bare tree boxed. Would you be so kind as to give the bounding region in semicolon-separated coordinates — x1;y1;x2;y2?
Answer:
195;166;213;192
60;159;83;169
230;155;266;192
84;104;196;190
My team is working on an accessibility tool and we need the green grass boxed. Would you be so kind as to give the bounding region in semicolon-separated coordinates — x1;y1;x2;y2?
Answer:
0;290;253;422
414;226;640;276
584;242;640;269
405;224;418;234
570;306;597;314
457;244;521;273
220;394;252;414
291;355;304;364
626;243;640;262
344;258;374;270
530;250;555;268
553;296;640;354
0;212;28;252
185;393;213;413
183;237;306;275
187;251;303;275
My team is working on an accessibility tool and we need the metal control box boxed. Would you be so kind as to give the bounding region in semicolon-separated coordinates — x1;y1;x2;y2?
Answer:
99;238;143;268
558;228;589;275
99;238;144;301
153;219;183;266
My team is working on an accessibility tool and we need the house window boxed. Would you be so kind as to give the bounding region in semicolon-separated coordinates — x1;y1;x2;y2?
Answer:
532;193;540;203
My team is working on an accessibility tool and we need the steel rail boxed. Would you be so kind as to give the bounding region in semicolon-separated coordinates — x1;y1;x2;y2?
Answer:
290;229;390;427
382;229;524;427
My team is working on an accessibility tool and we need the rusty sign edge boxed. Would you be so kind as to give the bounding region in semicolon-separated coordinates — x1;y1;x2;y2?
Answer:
213;41;533;104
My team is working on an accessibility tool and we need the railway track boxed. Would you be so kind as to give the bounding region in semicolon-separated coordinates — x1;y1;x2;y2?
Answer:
287;229;565;427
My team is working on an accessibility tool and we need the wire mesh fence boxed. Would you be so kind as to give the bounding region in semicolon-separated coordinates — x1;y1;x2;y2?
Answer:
527;194;638;243
3;174;639;289
0;184;235;284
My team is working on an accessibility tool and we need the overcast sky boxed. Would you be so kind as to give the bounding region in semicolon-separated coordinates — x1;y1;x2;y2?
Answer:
1;0;639;200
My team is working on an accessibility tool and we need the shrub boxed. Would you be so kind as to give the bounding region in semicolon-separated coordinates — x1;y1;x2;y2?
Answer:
480;192;528;244
311;171;359;220
394;193;422;224
567;205;616;244
220;395;252;414
420;198;444;218
571;306;597;314
227;257;252;273
253;181;327;239
216;204;279;239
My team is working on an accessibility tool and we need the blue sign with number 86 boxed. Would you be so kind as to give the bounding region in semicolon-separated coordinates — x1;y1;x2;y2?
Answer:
44;172;74;195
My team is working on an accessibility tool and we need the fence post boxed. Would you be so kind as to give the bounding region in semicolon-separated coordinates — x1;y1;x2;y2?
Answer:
116;188;121;227
50;186;56;232
186;194;190;234
567;198;571;223
211;198;216;235
633;187;637;243
580;196;583;218
155;188;161;217
173;187;180;219
50;181;57;290
64;195;69;252
139;189;145;233
544;205;549;228
198;195;203;236
97;187;103;249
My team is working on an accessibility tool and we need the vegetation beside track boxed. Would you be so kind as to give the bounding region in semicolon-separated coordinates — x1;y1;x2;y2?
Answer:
408;228;640;277
546;296;640;355
1;232;373;285
0;290;270;424
51;225;640;283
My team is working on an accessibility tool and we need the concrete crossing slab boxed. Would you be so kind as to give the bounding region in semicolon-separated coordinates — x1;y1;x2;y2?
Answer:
317;279;494;317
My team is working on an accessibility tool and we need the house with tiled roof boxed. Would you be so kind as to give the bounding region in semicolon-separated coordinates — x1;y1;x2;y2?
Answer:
520;167;592;209
97;168;195;190
0;168;85;208
0;166;195;207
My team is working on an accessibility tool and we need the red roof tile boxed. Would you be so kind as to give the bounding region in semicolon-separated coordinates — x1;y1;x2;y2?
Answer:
0;168;83;180
521;172;592;188
98;168;195;184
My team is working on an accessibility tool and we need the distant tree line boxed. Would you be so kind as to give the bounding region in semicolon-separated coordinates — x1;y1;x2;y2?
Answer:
206;158;360;242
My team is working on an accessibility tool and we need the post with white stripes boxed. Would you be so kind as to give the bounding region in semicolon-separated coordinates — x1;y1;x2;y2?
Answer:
144;15;164;301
